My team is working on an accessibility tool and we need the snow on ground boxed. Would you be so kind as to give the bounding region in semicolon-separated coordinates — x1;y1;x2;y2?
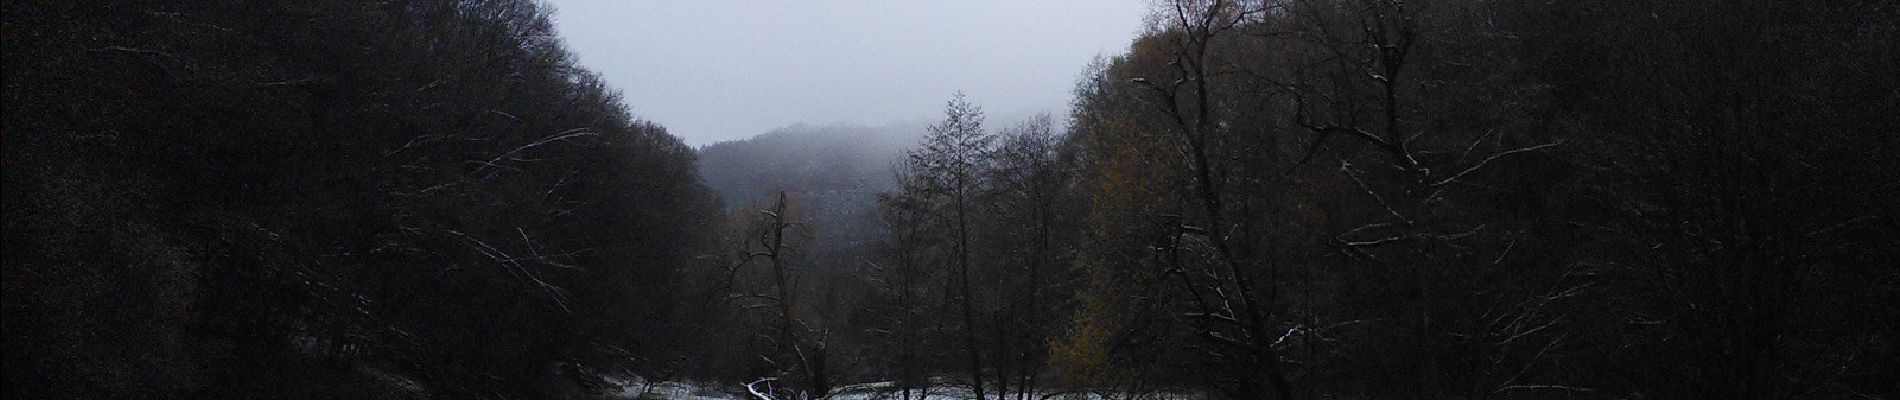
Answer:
606;376;1202;400
608;376;740;400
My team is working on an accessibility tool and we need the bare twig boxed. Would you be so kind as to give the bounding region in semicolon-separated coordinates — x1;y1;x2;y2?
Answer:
1428;140;1565;188
472;127;597;175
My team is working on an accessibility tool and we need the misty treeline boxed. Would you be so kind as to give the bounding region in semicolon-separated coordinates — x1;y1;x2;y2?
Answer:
3;1;1896;400
694;1;1898;400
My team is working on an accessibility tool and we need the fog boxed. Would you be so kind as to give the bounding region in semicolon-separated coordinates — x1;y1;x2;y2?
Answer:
544;0;1149;145
10;1;1894;398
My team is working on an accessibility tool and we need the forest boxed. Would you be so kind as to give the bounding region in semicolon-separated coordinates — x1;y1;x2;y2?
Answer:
3;0;1896;399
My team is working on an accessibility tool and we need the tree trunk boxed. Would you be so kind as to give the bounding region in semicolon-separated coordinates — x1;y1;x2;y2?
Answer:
956;192;987;400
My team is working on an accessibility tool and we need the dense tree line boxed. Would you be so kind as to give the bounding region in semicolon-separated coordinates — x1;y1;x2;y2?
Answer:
1047;0;1899;399
705;1;1897;399
7;0;1896;399
698;122;923;284
688;97;1091;400
687;114;1072;397
4;0;715;398
724;95;1090;400
681;123;921;392
706;0;1892;400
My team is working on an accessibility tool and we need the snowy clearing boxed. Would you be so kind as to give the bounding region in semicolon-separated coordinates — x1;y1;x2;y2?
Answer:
606;377;1203;400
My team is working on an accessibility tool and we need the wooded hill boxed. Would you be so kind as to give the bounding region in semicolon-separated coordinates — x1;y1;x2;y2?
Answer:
6;1;715;397
5;0;1896;399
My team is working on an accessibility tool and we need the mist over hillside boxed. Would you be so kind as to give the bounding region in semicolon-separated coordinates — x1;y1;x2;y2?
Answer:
700;122;922;211
6;1;1895;399
696;112;1060;263
696;122;922;270
700;112;1060;210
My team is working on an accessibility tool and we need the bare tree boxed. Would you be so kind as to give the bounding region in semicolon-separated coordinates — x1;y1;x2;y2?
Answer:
903;92;998;399
984;114;1081;400
721;192;831;398
1125;1;1295;399
875;168;944;400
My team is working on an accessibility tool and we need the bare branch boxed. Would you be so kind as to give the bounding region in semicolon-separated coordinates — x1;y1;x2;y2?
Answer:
1428;140;1565;188
1341;159;1412;226
745;377;779;400
472;127;597;175
1494;385;1596;394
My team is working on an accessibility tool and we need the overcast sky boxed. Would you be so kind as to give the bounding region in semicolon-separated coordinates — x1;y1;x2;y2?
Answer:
543;1;1151;146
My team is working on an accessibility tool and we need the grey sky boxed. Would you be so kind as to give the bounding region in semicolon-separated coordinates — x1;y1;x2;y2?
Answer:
543;1;1151;146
